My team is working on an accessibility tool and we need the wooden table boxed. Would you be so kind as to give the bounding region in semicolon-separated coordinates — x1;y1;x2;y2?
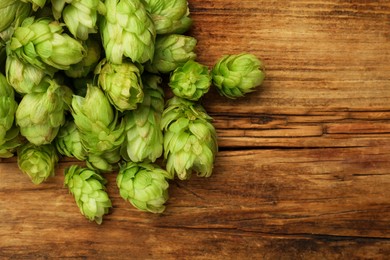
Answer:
1;1;390;258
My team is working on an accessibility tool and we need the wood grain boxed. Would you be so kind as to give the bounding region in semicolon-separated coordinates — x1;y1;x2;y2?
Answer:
1;0;390;258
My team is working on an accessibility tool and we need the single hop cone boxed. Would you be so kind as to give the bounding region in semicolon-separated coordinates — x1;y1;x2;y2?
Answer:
7;16;86;72
145;34;197;74
144;0;192;35
17;143;58;184
161;97;218;180
64;165;112;224
96;59;144;112
168;60;211;101
117;162;172;213
100;0;156;64
16;78;72;145
211;53;265;99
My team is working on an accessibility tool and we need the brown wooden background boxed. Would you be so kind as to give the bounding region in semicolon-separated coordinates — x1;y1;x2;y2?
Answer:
1;0;390;258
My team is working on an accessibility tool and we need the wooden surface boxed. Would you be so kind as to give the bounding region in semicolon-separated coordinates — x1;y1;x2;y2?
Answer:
1;1;390;258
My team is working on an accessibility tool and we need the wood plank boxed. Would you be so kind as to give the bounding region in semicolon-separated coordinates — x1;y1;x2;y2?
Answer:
190;1;390;114
1;148;390;258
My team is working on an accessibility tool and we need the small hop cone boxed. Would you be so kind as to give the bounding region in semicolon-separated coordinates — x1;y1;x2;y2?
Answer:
8;16;86;71
169;60;211;101
145;34;197;74
117;162;172;213
144;0;192;34
17;143;59;184
96;59;144;112
161;97;218;180
6;55;48;94
64;165;112;224
71;84;125;156
211;53;265;99
62;0;103;40
16;78;71;145
100;0;156;64
121;74;164;162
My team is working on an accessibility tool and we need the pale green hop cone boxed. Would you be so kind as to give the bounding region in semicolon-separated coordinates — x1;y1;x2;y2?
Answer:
8;16;86;71
71;84;125;155
64;165;112;224
17;142;58;184
117;162;172;213
6;55;48;94
211;53;265;99
169;60;211;101
121;74;164;162
16;78;72;145
100;0;156;64
62;0;104;40
55;120;87;161
96;59;143;112
144;0;192;34
0;0;31;33
161;97;218;180
145;34;197;74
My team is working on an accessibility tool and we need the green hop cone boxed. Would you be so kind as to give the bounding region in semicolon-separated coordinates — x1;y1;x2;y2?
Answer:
144;0;192;35
0;72;18;141
117;162;172;213
55;120;87;161
169;60;211;101
211;53;265;99
6;55;48;94
145;34;197;74
17;142;58;184
0;0;31;33
65;37;101;78
71;85;125;156
96;59;144;112
20;0;46;11
100;0;156;64
161;97;218;180
64;165;112;224
62;0;104;40
8;16;86;71
16;78;71;145
121;74;164;162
